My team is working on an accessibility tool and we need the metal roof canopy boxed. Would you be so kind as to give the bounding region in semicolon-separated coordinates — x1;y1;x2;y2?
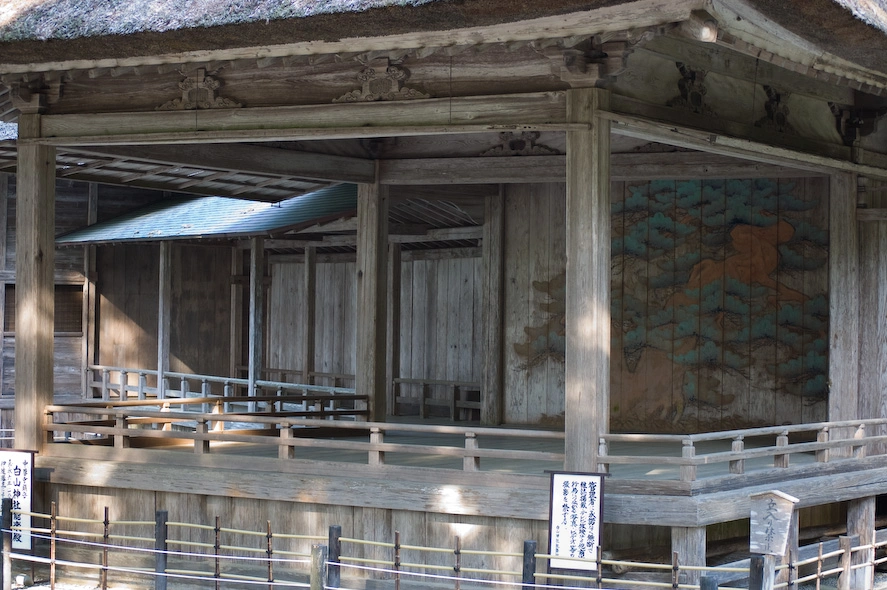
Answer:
56;183;358;245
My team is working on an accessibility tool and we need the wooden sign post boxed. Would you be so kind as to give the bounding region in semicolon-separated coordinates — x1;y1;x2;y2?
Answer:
749;490;799;590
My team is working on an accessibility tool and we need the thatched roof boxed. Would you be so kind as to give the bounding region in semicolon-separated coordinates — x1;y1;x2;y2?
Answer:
0;0;884;76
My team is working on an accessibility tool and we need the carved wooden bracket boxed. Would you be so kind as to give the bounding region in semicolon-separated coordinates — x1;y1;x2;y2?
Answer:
541;30;655;88
480;132;559;156
4;74;62;113
334;58;429;102
755;86;794;134
156;68;242;110
667;62;716;116
829;102;887;146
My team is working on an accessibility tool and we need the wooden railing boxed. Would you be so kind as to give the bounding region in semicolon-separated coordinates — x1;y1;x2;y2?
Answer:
599;420;887;482
392;377;481;420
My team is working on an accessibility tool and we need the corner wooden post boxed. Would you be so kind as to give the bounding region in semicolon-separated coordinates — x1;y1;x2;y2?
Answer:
671;526;705;587
521;540;537;586
15;110;56;453
302;247;317;384
564;88;610;472
81;183;98;399
356;172;388;421
154;510;168;590
481;187;505;425
829;173;858;440
157;242;171;398
848;497;875;590
248;237;265;408
328;525;342;589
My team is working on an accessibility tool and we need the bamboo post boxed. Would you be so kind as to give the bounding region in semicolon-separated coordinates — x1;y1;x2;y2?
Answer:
310;545;328;590
214;516;221;590
155;510;168;590
2;498;11;590
454;536;461;590
328;525;341;589
672;551;680;590
394;530;401;590
50;502;57;590
266;520;273;590
521;540;537;587
102;506;109;590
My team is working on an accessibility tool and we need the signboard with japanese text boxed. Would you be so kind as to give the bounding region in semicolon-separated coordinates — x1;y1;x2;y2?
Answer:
547;471;605;572
750;490;798;556
0;450;33;550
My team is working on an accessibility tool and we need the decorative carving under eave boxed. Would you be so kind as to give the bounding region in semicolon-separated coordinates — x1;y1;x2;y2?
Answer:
666;62;715;116
480;132;559;156
334;58;429;103
755;86;794;134
829;102;887;147
539;29;657;88
156;68;242;111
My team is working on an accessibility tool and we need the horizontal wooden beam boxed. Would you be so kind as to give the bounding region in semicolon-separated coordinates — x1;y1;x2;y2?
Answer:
602;110;887;180
857;208;887;222
67;143;376;184
35;93;572;146
380;152;824;184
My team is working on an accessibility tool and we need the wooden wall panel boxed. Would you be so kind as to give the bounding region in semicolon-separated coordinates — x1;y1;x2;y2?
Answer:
268;261;305;374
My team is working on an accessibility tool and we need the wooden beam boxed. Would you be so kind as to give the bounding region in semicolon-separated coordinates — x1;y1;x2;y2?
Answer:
856;208;887;222
564;88;610;473
379;152;823;185
301;247;316;385
355;171;389;420
248;237;265;403
157;242;172;396
67;143;376;185
481;188;505;426
15;113;55;452
829;173;859;428
36;94;572;146
602;110;887;181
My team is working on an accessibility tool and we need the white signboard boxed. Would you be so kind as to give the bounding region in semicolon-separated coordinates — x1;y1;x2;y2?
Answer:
547;472;604;572
0;450;33;550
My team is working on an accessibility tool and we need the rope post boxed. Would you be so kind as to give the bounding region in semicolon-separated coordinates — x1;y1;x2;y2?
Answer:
837;536;852;590
154;510;168;590
101;506;109;590
596;544;603;589
699;576;719;590
328;525;341;589
2;498;12;590
50;502;57;590
672;551;680;590
214;516;221;590
266;520;273;590
310;544;328;590
749;554;776;590
454;535;461;590
394;530;401;590
521;540;537;587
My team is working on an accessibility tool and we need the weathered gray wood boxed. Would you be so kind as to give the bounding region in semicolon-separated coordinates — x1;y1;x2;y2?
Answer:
776;509;799;587
386;244;401;416
248;237;265;402
0;173;7;273
847;497;875;590
230;247;244;379
157;241;171;396
564;88;610;472
302;247;317;384
15;113;56;452
481;188;504;425
81;183;98;398
672;527;705;586
356;176;388;420
829;173;859;431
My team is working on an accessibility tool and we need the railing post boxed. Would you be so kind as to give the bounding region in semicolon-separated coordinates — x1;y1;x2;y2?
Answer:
160;377;170;400
729;436;744;474
138;373;147;400
155;510;168;590
310;544;329;590
816;427;830;463
114;416;129;449
102;369;110;400
279;424;294;460
853;424;866;459
119;370;128;400
598;438;609;474
463;432;480;472
369;427;385;466
180;377;190;399
195;419;210;454
680;440;696;482
774;431;789;468
2;498;12;590
522;540;537;587
328;525;341;589
837;536;852;590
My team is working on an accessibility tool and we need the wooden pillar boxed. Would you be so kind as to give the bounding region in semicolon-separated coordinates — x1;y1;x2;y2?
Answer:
302;247;317;384
0;173;7;398
81;183;98;398
356;174;388;421
386;243;401;414
829;173;859;444
848;497;875;590
481;187;505;425
564;87;611;472
157;241;171;397
672;526;706;587
15;110;56;452
776;509;799;587
229;247;244;379
248;237;265;399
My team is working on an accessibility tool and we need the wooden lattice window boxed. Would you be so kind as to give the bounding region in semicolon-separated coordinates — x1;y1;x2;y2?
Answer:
3;284;83;334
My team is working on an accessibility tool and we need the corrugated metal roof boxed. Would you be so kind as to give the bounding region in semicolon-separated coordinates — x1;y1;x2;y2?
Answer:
56;183;357;245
